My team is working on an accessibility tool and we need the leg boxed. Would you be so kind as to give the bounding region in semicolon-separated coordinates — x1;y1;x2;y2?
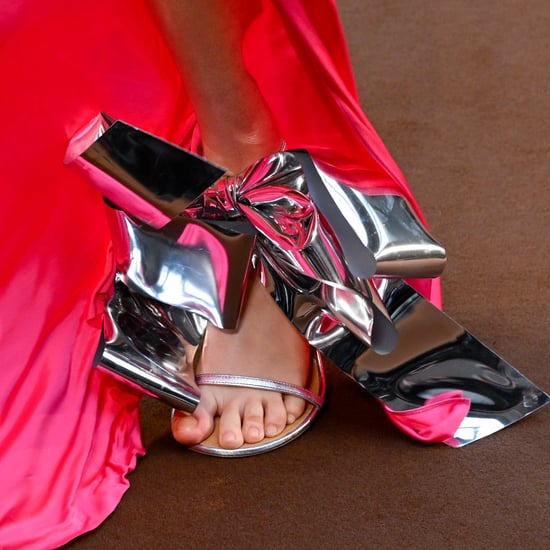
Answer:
148;0;309;449
149;0;281;174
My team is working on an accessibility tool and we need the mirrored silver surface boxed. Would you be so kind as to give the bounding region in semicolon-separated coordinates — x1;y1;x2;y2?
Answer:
360;280;549;446
189;150;446;279
266;272;549;446
69;118;443;350
66;113;225;227
101;279;203;412
309;165;447;278
186;149;446;350
110;211;255;330
69;116;548;446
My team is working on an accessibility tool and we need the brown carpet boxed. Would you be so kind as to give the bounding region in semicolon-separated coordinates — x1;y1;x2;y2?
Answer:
68;1;550;548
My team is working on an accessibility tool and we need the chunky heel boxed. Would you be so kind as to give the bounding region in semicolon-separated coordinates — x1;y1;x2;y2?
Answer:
100;279;202;412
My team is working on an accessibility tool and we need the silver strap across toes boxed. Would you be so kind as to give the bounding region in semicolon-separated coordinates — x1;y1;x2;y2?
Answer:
195;374;324;409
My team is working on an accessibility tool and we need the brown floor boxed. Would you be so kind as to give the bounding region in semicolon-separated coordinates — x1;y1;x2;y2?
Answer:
68;2;550;548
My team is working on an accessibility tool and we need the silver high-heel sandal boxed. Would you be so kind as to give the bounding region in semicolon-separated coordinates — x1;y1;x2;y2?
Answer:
67;114;327;457
195;149;547;446
185;148;447;355
67;114;549;448
103;278;325;457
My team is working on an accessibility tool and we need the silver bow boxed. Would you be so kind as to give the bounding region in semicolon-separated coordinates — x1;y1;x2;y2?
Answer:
185;149;447;353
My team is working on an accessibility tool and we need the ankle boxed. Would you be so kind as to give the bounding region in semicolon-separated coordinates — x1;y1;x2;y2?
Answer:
197;78;282;173
202;132;282;174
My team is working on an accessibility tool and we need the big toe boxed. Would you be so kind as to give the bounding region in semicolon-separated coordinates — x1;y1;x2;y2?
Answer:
172;408;214;446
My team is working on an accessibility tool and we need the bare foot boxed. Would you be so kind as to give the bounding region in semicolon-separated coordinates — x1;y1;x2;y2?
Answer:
170;61;314;450
172;275;310;449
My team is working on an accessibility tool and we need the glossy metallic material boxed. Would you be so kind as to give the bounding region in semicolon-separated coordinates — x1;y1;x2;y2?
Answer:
186;149;446;351
188;150;447;279
101;279;202;412
305;166;448;278
67;113;255;330
353;279;550;446
65;113;225;226
100;277;326;446
190;350;326;457
69;115;549;447
293;151;447;279
109;211;255;330
264;269;549;446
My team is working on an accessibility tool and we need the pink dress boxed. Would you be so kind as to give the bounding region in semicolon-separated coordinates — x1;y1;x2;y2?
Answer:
0;1;440;546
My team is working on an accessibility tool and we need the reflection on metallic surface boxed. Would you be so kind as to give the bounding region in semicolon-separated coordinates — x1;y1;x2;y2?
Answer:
101;279;202;412
280;277;549;447
67;113;255;331
188;148;445;351
256;239;397;354
294;151;447;279
69;115;549;446
188;150;446;279
110;212;255;330
65;113;225;226
186;148;446;352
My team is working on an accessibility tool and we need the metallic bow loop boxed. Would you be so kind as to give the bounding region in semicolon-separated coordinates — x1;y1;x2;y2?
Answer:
186;151;444;353
231;153;316;247
66;114;255;331
200;149;447;283
190;147;448;288
67;117;444;353
188;150;434;353
67;116;442;353
256;236;398;355
110;213;255;330
66;113;227;226
189;151;362;285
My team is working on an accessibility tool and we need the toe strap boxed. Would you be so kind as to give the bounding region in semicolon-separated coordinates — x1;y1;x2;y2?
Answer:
195;373;324;409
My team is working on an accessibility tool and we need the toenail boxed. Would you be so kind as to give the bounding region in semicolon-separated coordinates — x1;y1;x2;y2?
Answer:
265;424;278;437
248;427;260;439
287;414;296;424
224;432;237;443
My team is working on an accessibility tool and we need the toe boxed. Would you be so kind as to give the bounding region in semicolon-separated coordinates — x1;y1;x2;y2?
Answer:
263;394;288;438
171;396;216;446
242;400;265;443
218;401;245;449
284;395;306;424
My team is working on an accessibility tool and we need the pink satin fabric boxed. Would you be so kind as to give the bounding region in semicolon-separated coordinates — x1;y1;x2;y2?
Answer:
382;392;471;445
1;0;441;546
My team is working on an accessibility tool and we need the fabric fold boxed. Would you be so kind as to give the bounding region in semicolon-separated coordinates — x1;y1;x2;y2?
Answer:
382;392;471;444
0;0;441;545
